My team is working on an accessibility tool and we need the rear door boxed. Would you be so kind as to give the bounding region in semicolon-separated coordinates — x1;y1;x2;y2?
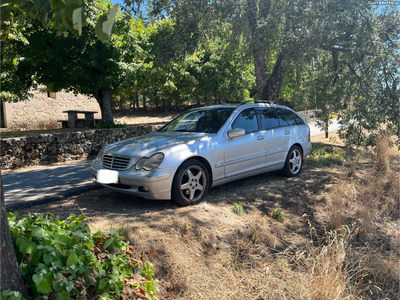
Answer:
277;107;309;153
223;108;266;177
259;107;292;168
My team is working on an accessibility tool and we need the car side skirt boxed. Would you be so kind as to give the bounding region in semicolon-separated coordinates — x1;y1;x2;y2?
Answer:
211;162;284;188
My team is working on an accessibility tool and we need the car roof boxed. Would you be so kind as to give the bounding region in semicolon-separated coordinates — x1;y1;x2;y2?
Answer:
196;102;291;111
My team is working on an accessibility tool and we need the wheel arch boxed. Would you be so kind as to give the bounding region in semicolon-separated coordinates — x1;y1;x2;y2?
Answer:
291;143;304;157
174;155;213;184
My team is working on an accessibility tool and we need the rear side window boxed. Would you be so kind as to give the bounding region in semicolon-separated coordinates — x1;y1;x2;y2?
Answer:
276;108;289;126
276;108;305;126
259;108;280;129
232;108;259;133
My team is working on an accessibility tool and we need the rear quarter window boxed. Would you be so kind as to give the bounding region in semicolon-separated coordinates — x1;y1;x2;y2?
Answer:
276;108;305;126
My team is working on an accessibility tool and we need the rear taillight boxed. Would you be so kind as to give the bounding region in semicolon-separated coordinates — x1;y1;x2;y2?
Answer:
308;130;311;142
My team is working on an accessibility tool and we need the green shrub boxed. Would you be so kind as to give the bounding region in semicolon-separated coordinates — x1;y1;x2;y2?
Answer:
7;213;157;300
232;202;244;215
0;290;22;300
272;208;285;222
95;121;127;129
308;144;346;167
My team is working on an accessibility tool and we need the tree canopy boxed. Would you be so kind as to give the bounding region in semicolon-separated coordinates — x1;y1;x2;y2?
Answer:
1;0;399;141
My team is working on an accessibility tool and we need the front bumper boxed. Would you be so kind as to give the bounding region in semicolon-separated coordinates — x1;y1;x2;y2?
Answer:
91;161;175;200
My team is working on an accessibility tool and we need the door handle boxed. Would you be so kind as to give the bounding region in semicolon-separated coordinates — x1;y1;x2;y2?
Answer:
284;130;290;135
257;135;265;140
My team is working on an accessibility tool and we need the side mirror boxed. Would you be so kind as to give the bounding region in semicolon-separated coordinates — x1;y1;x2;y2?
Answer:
227;128;245;139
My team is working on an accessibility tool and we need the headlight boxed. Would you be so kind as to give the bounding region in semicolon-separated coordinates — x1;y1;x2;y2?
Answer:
135;153;164;171
95;149;105;163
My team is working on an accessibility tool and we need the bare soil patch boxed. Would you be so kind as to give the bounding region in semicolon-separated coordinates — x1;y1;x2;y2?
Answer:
14;134;400;300
114;110;179;126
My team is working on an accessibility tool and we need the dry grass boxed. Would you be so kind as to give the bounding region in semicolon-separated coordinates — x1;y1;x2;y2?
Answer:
14;133;400;300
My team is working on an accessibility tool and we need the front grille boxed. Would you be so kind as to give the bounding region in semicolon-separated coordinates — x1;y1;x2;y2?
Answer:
102;154;131;170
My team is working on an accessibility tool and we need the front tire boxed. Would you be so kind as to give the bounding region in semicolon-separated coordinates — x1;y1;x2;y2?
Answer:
171;159;210;206
281;145;303;177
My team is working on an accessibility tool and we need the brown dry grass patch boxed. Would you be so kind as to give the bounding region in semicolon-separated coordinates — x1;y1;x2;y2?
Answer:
14;133;400;300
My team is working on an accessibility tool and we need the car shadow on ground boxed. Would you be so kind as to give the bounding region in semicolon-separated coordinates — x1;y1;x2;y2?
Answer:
17;159;341;239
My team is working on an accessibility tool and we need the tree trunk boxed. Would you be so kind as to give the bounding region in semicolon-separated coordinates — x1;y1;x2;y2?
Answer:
247;0;270;100
136;92;140;109
132;92;137;112
262;53;290;102
0;171;25;295
143;91;147;111
94;88;114;124
325;119;329;139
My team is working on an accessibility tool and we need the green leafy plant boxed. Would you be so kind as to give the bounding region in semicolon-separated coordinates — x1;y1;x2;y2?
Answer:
308;144;346;167
272;208;285;223
95;121;127;129
232;202;244;215
7;213;157;300
0;290;22;300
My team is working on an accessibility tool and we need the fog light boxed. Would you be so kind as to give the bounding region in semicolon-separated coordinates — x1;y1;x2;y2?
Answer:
138;186;149;192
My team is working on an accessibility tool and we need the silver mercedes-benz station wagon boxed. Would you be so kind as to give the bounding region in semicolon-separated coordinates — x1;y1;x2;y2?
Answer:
91;102;312;206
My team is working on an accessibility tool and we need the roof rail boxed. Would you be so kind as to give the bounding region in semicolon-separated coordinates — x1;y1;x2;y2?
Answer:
239;100;287;106
254;100;277;104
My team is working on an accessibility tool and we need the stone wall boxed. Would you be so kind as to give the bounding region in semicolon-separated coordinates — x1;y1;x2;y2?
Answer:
297;109;322;122
2;90;101;131
0;126;157;170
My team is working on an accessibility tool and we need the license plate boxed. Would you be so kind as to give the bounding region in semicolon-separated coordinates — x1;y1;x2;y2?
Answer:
97;169;119;184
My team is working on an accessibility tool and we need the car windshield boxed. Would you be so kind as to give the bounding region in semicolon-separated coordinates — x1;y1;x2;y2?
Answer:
160;107;236;133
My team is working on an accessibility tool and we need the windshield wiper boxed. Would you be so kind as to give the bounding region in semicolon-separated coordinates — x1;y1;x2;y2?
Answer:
173;129;192;132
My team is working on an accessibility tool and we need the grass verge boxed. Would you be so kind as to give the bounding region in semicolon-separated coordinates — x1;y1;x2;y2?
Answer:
12;133;399;299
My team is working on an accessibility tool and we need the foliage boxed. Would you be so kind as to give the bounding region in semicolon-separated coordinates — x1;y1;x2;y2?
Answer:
95;121;127;129
120;0;399;145
232;203;244;215
332;7;399;146
0;290;22;300
0;25;33;102
1;0;118;42
7;213;157;300
1;0;398;148
308;143;346;167
3;0;125;124
272;208;285;223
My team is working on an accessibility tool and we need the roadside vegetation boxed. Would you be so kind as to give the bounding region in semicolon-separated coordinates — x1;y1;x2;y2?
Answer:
11;133;399;299
5;214;157;300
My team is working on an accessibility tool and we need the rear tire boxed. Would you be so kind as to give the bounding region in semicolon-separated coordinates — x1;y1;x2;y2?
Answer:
281;145;303;177
171;159;210;206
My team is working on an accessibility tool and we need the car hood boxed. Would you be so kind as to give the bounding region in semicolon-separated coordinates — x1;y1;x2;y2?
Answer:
104;131;212;161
